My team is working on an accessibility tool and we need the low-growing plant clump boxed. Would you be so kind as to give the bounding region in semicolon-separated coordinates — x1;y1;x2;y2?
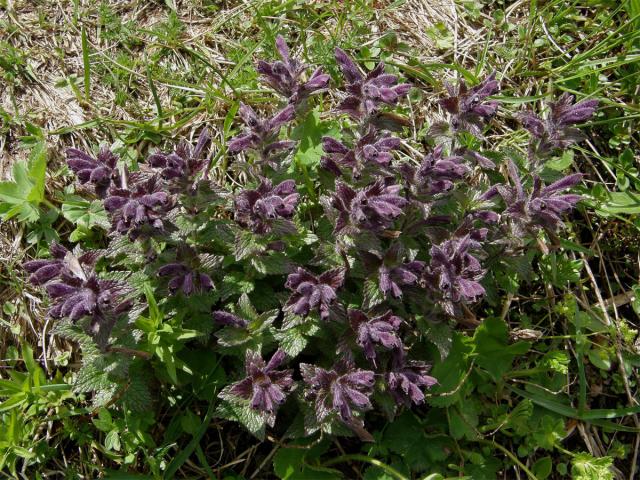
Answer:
21;33;606;477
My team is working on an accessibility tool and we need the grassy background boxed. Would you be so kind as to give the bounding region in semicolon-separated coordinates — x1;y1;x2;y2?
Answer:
1;0;639;478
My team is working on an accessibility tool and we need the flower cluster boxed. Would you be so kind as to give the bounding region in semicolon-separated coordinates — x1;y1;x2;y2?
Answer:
234;178;298;234
24;243;130;346
25;36;596;442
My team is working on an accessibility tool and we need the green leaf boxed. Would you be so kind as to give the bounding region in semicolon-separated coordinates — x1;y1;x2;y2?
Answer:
428;333;472;407
532;415;565;450
587;347;612;371
506;399;533;435
544;150;574;172
62;195;109;233
216;390;266;440
237;293;258;321
93;408;113;432
473;317;530;380
532;456;552;480
251;252;291;275
595;190;640;215
448;402;479;440
105;430;121;452
275;322;320;357
234;230;261;261
290;107;339;170
26;141;47;203
273;447;341;480
571;453;614;480
383;411;449;470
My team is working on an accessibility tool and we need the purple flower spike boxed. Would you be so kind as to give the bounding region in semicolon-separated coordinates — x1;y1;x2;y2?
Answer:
256;35;330;105
229;349;294;426
332;178;407;234
400;145;470;196
104;175;171;239
66;147;120;197
334;48;411;119
234;177;299;234
300;359;374;425
320;128;401;179
24;242;68;285
213;311;249;329
360;244;425;298
517;93;598;157
387;350;437;406
227;103;297;166
349;309;403;365
158;263;213;296
497;160;582;235
440;72;499;134
423;235;486;315
148;129;211;185
284;267;345;321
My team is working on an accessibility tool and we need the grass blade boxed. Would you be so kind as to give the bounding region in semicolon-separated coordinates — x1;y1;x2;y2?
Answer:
81;25;90;102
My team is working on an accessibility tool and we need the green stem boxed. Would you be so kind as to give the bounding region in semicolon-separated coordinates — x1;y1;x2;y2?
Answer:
477;439;539;480
323;454;408;480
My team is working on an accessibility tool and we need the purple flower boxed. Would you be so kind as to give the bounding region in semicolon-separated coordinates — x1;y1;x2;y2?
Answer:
349;309;403;365
320;129;401;178
212;311;249;329
24;243;101;287
158;263;213;296
440;73;499;134
423;235;486;315
400;145;470;196
26;245;131;345
497;160;582;235
213;310;249;328
47;275;129;323
256;35;330;105
23;242;69;285
234;177;299;234
103;175;170;238
147;128;211;184
334;48;411;119
332;178;407;234
387;350;437;406
359;244;425;298
300;359;374;425
456;148;496;169
284;267;345;321
228;349;294;425
227;103;296;165
25;242;131;326
517;93;598;157
66;147;120;197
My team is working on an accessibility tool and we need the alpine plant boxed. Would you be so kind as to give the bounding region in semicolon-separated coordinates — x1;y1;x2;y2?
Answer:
24;36;597;440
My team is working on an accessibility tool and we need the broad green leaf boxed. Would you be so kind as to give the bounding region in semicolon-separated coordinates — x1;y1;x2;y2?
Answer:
216;393;266;440
532;456;552;480
532;415;565;450
587;347;612;371
473;317;530;380
290;107;339;169
428;333;472;407
595;190;640;215
0;141;48;222
448;403;479;440
104;430;121;452
275;322;320;357
26;141;47;203
571;453;614;480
